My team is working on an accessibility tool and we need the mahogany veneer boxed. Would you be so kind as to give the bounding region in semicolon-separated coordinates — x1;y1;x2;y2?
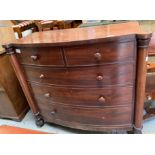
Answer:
3;22;151;133
0;53;28;121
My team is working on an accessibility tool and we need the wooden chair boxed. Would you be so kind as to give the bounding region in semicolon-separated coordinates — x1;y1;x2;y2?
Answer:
35;20;82;31
11;20;38;38
34;20;55;31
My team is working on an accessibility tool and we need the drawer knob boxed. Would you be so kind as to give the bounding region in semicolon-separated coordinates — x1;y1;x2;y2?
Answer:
40;74;44;79
96;75;103;81
51;111;55;115
44;93;50;98
51;110;56;115
30;55;38;60
98;96;106;103
94;52;102;61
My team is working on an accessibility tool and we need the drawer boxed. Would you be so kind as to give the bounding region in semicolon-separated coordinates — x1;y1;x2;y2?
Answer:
24;62;135;86
31;83;134;107
64;41;135;66
16;47;64;66
38;103;133;126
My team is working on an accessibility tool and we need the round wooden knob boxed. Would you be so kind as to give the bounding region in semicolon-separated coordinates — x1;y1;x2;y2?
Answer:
30;55;38;60
94;52;102;61
98;96;106;103
44;93;50;98
40;74;44;79
51;109;57;115
51;110;56;115
96;75;103;81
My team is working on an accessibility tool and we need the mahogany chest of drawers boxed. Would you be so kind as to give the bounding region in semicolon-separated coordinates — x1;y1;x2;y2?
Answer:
3;22;151;133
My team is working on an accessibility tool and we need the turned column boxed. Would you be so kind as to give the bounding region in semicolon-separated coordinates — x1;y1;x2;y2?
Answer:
5;45;44;127
134;33;152;133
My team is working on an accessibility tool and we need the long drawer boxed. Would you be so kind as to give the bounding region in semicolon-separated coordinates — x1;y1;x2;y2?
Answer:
64;41;135;66
24;62;135;86
38;102;133;126
30;83;134;107
16;47;64;66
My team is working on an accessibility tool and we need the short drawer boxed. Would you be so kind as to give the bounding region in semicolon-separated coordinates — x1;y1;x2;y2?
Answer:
24;62;135;86
38;103;133;126
31;83;134;107
64;41;135;66
16;47;64;66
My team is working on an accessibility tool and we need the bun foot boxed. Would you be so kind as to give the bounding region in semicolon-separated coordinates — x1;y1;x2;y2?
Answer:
127;127;142;134
34;112;44;127
133;129;142;134
36;118;44;127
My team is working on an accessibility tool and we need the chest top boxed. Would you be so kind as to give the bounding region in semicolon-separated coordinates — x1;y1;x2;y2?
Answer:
3;22;144;48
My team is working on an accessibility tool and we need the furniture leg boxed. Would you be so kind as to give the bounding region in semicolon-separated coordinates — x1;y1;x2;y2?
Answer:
134;34;152;133
6;47;44;127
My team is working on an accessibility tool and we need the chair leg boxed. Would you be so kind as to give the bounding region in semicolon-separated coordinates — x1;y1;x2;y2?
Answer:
16;29;23;38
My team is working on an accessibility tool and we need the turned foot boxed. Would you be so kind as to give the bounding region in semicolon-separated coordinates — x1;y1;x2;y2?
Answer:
34;112;44;127
132;125;142;134
36;118;44;127
133;128;142;134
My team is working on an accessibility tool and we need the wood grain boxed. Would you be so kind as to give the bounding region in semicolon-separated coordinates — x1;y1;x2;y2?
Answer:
24;62;135;86
31;83;134;107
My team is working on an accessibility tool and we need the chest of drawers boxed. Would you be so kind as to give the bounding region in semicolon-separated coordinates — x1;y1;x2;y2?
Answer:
3;22;151;133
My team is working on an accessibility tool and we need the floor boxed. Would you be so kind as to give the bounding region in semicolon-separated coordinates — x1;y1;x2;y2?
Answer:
0;110;154;134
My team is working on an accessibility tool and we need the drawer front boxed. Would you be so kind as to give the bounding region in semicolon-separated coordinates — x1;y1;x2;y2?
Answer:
16;47;64;66
25;62;135;86
31;83;134;107
38;103;133;126
64;41;135;66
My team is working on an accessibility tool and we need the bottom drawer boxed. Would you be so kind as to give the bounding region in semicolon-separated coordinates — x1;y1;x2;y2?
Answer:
38;102;133;128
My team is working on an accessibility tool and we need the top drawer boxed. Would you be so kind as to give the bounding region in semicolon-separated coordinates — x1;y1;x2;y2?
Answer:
64;41;135;66
16;47;64;66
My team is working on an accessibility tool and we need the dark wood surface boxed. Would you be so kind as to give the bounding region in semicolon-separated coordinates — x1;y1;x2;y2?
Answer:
4;22;151;133
24;62;135;86
64;41;136;66
39;103;133;130
31;83;134;107
16;47;64;66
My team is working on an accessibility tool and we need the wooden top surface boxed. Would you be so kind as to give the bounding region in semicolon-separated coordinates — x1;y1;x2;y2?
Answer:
3;22;147;48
